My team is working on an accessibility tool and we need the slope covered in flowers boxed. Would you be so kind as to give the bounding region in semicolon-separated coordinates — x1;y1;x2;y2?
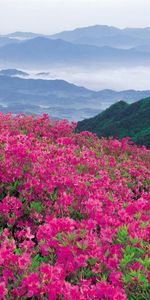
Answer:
0;113;150;300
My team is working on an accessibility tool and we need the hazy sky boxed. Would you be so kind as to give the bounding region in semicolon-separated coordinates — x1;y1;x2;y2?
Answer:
0;0;150;35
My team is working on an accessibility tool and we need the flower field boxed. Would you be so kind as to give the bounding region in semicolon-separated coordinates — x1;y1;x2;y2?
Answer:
0;113;150;300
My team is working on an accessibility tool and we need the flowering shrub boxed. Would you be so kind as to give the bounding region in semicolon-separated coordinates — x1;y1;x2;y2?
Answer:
0;113;150;300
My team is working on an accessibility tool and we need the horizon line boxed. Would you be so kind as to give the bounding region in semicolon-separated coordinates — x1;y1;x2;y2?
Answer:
1;23;150;36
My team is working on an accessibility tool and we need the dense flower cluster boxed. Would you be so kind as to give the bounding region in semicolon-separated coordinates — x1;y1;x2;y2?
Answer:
0;113;150;300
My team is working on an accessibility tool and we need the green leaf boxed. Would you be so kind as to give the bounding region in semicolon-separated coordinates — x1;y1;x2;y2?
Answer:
120;253;135;267
80;229;87;238
67;233;76;241
111;173;116;180
30;201;45;213
82;242;88;250
117;225;128;244
77;241;88;250
88;258;98;266
56;233;63;242
15;248;23;256
105;249;110;257
124;245;136;255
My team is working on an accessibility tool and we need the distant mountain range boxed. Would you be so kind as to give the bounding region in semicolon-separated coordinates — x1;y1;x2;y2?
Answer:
0;36;20;47
6;31;43;40
50;25;150;49
3;25;150;48
0;26;150;143
77;97;150;148
0;71;150;121
0;25;150;68
1;37;149;68
0;69;29;77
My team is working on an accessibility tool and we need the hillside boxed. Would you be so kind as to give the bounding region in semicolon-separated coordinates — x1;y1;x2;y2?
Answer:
1;74;150;121
0;36;150;68
77;97;150;148
0;69;29;77
50;25;150;48
0;113;150;299
0;36;19;47
4;26;150;49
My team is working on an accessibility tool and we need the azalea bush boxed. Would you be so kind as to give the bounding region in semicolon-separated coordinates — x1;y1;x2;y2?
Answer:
0;113;150;300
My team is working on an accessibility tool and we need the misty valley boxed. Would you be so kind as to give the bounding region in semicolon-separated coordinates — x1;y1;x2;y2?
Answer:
1;25;150;122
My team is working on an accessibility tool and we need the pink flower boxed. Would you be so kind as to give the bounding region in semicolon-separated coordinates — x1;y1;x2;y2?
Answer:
109;271;123;287
21;273;40;298
0;113;149;299
18;253;31;269
0;282;8;299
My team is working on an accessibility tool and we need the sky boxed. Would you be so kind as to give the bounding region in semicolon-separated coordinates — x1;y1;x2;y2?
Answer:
0;0;150;35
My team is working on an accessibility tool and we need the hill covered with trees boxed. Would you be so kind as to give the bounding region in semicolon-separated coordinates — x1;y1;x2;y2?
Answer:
77;97;150;148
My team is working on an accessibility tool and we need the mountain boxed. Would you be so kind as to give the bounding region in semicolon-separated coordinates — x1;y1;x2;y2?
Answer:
36;72;50;76
1;75;150;106
50;25;150;49
1;26;150;68
0;69;29;77
77;97;150;148
0;37;104;67
0;36;19;47
0;75;150;121
0;75;92;101
0;36;150;68
134;44;150;53
0;75;96;121
4;26;150;48
6;31;43;40
92;89;150;103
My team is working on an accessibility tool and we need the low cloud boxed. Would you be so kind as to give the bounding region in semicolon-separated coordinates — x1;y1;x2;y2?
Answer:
32;66;150;91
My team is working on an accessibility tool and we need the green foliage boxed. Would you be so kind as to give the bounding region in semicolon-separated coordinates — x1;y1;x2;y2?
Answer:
30;252;56;271
76;241;88;250
30;201;46;214
116;230;150;299
30;254;49;270
77;97;150;148
117;225;128;244
15;248;23;256
10;180;22;197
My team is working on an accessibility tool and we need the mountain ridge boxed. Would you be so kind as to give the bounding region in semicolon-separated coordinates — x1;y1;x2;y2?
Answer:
49;25;150;48
0;36;150;68
77;97;150;147
1;75;150;121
